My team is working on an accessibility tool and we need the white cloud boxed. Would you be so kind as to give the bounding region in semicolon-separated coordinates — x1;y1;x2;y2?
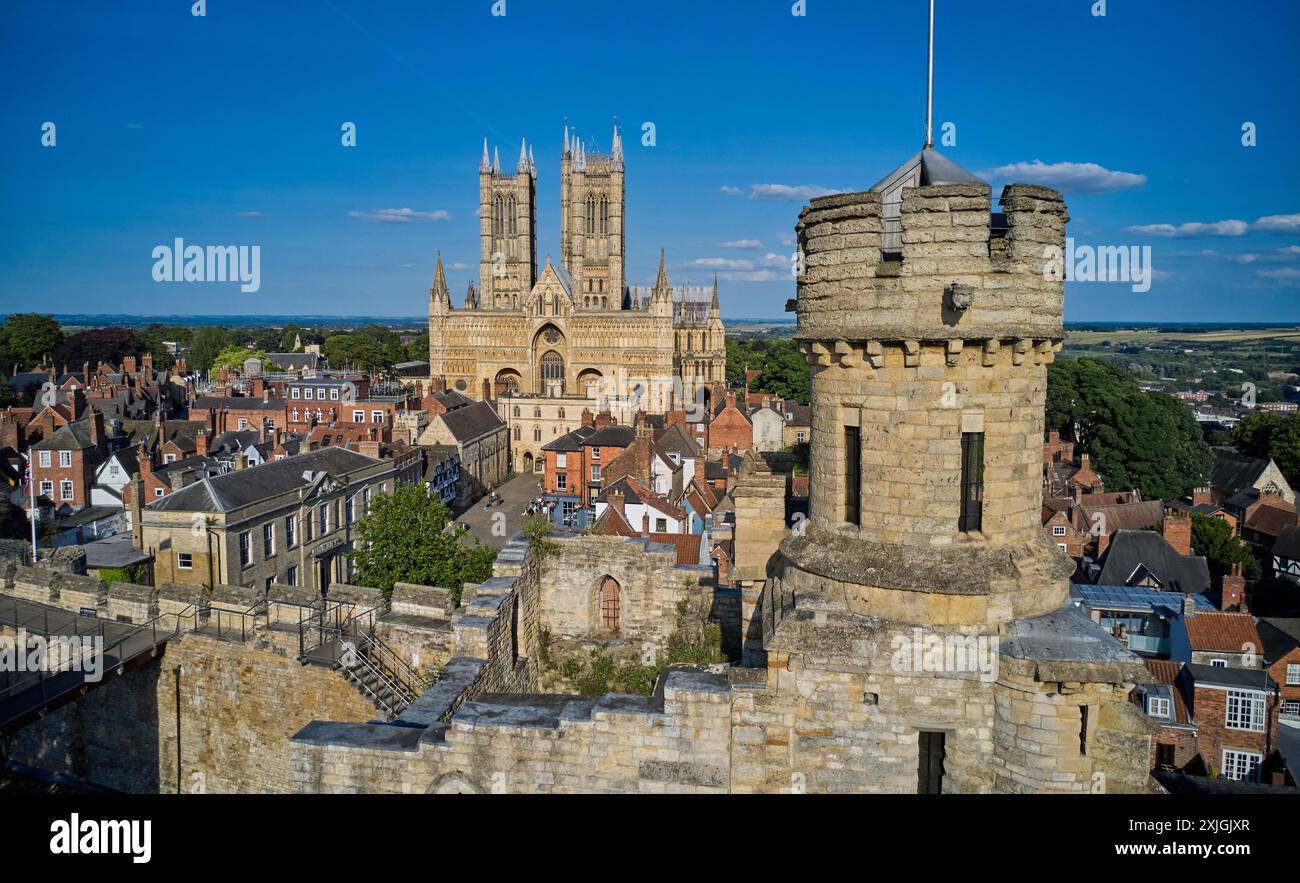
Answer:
717;269;787;282
980;160;1146;194
719;186;743;196
348;208;451;223
1197;246;1300;264
749;183;842;201
1258;267;1300;280
687;257;755;270
449;262;468;270
776;232;795;246
1254;213;1300;232
238;211;264;218
1124;220;1249;238
718;239;763;249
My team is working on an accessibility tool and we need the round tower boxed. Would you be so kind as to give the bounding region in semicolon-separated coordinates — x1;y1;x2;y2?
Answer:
776;157;1074;627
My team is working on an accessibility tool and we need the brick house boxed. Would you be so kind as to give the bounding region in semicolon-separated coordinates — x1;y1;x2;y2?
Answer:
1181;663;1280;783
1135;658;1198;773
1183;610;1265;668
28;413;106;516
706;391;752;456
1257;618;1300;720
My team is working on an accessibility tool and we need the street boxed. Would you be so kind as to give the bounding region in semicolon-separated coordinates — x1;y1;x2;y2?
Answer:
452;472;546;550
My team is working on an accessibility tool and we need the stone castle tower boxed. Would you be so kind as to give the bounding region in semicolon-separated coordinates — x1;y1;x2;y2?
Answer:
479;138;538;310
728;149;1155;793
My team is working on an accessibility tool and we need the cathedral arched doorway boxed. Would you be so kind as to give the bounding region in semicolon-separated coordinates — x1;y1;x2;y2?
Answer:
538;350;565;396
577;368;603;397
495;369;522;397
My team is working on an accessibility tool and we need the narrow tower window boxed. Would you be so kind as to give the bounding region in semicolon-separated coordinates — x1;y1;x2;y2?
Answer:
959;432;984;533
844;425;861;526
918;731;946;794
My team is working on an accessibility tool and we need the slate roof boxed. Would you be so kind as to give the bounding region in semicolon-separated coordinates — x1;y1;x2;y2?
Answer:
32;421;95;451
1256;618;1300;664
1185;662;1275;691
542;424;595;453
1093;530;1212;594
192;395;286;412
208;430;261;455
263;352;319;371
1274;525;1300;560
1211;449;1270;497
584;424;636;448
147;446;382;514
1243;498;1296;541
435;400;505;443
80;531;152;570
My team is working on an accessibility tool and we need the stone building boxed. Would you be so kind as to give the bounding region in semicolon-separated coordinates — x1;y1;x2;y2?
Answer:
286;149;1155;795
415;399;509;504
426;129;725;409
137;447;399;592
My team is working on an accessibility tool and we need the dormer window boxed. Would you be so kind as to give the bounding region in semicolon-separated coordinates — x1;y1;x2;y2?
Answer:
1147;697;1171;719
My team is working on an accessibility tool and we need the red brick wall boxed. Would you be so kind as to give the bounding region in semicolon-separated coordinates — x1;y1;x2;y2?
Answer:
32;447;94;510
707;405;752;453
1267;648;1300;705
1149;724;1199;772
1192;684;1279;776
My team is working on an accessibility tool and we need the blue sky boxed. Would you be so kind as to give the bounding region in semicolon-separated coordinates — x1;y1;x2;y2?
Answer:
1;0;1297;321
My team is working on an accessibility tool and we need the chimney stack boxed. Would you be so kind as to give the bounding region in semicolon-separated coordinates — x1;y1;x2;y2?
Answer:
1181;592;1196;617
1192;486;1212;507
195;429;208;457
608;489;624;515
1220;562;1246;612
1163;509;1192;557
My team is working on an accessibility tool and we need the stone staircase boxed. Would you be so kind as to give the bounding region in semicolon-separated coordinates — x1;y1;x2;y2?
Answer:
299;606;421;719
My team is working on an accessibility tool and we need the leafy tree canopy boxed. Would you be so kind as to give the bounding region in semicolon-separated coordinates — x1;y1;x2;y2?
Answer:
0;313;64;370
51;327;146;372
188;326;232;374
1233;411;1300;491
726;337;809;405
211;347;282;374
1190;513;1261;583
353;483;496;603
1045;357;1214;501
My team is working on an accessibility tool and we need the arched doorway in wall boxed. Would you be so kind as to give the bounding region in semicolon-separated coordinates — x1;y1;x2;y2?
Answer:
538;350;565;396
495;369;522;397
598;576;621;634
577;368;603;398
523;452;534;473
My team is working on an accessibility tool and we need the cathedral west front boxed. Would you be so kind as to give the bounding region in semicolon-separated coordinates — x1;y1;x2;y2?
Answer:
427;126;726;412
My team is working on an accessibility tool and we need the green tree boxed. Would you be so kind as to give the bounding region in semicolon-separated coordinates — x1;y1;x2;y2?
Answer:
1234;411;1300;490
51;327;146;371
1190;513;1260;582
1045;357;1214;501
189;326;232;374
0;313;64;369
353;483;496;603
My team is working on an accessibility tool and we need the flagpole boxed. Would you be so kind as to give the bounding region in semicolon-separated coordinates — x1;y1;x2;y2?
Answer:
925;0;935;149
26;449;38;563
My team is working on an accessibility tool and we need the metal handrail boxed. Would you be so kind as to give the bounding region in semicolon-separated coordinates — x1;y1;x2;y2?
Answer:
0;601;188;708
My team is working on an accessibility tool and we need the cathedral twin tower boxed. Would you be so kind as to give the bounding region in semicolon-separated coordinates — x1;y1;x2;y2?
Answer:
428;125;725;409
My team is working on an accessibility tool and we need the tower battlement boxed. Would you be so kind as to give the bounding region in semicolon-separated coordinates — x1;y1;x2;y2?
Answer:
794;182;1068;348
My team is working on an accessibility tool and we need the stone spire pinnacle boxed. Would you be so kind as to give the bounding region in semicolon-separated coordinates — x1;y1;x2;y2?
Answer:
518;137;528;172
430;251;449;303
480;137;490;172
655;248;670;293
710;273;720;315
563;124;569;156
528;144;536;176
492;145;500;174
612;123;623;169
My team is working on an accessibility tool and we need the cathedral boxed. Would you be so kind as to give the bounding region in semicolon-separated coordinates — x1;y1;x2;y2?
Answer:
427;126;726;412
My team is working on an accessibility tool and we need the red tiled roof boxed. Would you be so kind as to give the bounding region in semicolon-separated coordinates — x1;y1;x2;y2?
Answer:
1141;659;1191;724
1183;611;1264;654
648;532;702;565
